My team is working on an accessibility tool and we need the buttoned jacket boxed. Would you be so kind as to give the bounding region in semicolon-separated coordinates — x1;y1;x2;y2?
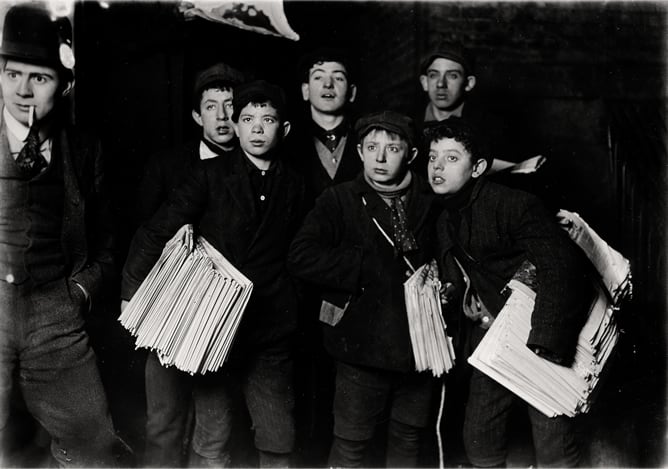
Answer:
0;98;115;302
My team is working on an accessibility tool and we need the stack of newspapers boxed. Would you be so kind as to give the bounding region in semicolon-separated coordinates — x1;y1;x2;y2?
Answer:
404;261;456;377
119;225;253;375
468;210;632;417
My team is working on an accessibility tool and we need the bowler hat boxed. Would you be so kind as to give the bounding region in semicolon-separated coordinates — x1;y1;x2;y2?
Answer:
232;80;287;122
354;111;416;147
0;3;74;70
420;42;473;75
193;62;244;103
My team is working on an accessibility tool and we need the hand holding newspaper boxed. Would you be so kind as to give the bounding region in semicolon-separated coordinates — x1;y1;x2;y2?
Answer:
404;260;455;377
119;225;253;375
468;212;632;417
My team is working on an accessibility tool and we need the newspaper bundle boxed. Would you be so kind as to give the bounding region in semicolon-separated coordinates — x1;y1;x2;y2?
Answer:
404;261;456;377
468;210;632;417
119;225;253;375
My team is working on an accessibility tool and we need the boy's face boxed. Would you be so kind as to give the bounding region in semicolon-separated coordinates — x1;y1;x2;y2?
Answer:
0;59;65;126
301;61;356;115
427;137;486;197
357;129;417;187
192;88;235;148
233;101;290;159
419;58;475;112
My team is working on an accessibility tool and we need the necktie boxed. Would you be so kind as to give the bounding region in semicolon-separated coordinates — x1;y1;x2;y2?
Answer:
390;197;418;254
16;123;47;178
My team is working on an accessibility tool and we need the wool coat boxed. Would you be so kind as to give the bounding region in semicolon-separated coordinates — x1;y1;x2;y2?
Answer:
122;148;305;349
287;173;438;372
436;178;593;363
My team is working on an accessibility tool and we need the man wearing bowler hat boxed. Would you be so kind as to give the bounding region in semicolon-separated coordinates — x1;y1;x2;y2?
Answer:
0;3;117;467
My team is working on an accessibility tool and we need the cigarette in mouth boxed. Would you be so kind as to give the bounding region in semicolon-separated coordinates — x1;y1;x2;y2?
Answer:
28;106;35;127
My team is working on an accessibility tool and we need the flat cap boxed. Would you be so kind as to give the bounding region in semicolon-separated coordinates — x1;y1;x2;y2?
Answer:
420;42;474;75
232;80;287;122
355;111;416;146
193;62;244;99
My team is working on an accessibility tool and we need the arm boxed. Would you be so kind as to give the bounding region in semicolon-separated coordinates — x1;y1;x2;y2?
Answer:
121;163;209;300
287;189;367;295
70;137;115;305
508;193;591;364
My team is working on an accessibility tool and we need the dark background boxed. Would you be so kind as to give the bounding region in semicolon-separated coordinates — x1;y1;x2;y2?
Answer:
21;1;663;467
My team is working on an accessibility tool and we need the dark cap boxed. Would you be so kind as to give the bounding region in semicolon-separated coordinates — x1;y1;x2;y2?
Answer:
354;111;416;147
192;62;244;110
0;3;74;71
420;42;474;75
298;47;356;83
232;80;287;122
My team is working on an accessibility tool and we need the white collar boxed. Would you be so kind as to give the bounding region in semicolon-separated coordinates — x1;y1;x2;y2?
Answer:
199;140;220;160
4;106;30;142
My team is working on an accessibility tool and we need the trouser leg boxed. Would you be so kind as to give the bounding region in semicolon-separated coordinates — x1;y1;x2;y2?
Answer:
144;352;192;467
528;406;580;467
19;278;116;468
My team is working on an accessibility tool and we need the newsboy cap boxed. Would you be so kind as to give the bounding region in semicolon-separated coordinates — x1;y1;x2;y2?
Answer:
354;111;416;147
193;62;244;102
420;41;474;75
0;3;74;70
232;80;287;122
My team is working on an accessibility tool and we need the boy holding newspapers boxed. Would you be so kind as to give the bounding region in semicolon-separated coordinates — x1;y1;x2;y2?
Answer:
121;80;305;467
288;111;440;467
425;117;593;467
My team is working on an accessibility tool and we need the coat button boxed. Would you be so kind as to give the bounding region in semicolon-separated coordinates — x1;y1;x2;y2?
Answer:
5;274;14;284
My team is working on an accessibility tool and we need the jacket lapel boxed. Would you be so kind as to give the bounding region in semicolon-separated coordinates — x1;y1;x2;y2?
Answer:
223;149;258;225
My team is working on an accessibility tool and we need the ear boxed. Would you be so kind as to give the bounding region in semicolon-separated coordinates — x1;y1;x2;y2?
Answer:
191;109;203;127
61;80;74;97
357;143;364;161
407;147;418;165
464;75;476;92
419;75;429;92
282;120;291;138
301;83;310;102
472;158;487;178
348;84;357;103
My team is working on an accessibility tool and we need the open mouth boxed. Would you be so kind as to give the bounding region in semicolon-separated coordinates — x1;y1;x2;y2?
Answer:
321;94;336;99
432;176;445;184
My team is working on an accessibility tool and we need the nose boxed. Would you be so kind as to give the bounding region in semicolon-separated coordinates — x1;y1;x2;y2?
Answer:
17;77;32;97
376;147;387;163
251;121;263;134
431;157;443;171
436;74;447;89
323;76;334;88
221;105;231;121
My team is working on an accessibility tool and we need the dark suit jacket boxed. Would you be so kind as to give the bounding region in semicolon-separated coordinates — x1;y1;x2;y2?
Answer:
0;100;116;303
135;140;201;224
436;178;592;363
287;120;362;208
122;148;305;349
288;173;438;372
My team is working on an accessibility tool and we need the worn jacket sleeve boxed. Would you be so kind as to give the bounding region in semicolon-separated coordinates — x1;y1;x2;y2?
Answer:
287;188;366;295
121;163;208;300
70;137;115;303
508;192;591;363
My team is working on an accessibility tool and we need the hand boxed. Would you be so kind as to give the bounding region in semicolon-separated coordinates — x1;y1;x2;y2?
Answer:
120;299;129;313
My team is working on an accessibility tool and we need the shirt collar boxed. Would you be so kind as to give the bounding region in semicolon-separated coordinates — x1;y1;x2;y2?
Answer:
199;140;220;160
4;106;30;142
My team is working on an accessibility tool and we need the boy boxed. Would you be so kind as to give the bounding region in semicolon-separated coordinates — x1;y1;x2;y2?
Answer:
134;61;244;468
0;4;118;466
425;118;592;467
122;80;304;467
136;62;244;223
288;111;438;467
290;48;361;206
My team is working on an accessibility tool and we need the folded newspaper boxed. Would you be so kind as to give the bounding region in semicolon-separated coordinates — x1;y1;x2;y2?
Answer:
468;211;632;417
404;260;456;377
119;225;253;375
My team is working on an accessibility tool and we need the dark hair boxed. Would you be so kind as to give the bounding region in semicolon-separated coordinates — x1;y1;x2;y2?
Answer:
192;80;235;113
422;117;491;166
232;80;287;123
298;48;356;84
